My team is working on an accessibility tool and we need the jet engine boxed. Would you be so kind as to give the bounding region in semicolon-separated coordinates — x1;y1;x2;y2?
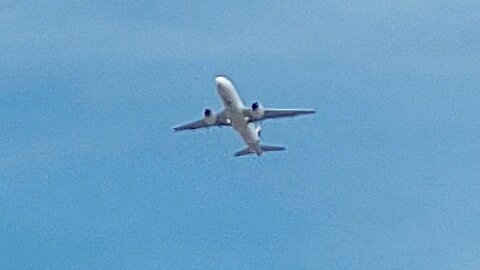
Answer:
250;101;265;119
204;108;217;125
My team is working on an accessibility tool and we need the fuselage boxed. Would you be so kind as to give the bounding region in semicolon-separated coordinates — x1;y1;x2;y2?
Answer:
215;76;262;155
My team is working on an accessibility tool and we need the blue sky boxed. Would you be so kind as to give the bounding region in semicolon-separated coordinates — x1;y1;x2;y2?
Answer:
1;0;480;269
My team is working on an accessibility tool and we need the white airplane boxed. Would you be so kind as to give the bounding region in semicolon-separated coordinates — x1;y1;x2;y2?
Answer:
173;76;315;157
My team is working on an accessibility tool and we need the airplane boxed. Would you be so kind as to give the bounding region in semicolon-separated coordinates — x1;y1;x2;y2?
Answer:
173;75;315;157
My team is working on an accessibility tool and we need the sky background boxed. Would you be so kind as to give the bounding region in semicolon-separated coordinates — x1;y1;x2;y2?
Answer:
1;0;480;269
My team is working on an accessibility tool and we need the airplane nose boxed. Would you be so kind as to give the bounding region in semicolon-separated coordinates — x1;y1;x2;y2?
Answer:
215;76;230;95
215;76;228;87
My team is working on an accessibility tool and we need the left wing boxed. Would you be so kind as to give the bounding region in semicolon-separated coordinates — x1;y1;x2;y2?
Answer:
248;108;316;122
173;111;230;132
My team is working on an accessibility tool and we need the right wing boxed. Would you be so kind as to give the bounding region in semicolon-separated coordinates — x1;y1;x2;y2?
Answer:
261;109;316;120
173;111;230;132
246;108;316;122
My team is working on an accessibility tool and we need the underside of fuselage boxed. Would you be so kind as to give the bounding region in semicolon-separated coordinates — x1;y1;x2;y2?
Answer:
216;76;261;151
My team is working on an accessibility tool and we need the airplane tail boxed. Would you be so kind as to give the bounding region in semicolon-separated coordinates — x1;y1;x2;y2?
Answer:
234;144;285;157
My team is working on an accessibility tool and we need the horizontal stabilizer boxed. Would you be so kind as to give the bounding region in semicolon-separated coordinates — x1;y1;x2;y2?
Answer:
234;144;286;157
234;148;254;157
261;145;286;152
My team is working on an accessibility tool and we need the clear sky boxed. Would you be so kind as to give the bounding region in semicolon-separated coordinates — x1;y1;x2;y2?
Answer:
1;1;480;269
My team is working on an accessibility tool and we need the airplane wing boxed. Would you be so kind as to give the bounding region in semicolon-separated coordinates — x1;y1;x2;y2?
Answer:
173;110;230;132
249;108;316;122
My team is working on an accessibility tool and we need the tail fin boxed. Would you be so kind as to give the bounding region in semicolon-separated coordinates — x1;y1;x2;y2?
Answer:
234;144;285;157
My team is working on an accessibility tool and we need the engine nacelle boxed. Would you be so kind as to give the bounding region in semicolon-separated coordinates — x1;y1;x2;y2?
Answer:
250;101;265;119
204;108;217;125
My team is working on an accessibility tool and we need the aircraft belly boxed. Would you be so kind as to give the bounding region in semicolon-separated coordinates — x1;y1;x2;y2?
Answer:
237;124;260;148
226;108;258;146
